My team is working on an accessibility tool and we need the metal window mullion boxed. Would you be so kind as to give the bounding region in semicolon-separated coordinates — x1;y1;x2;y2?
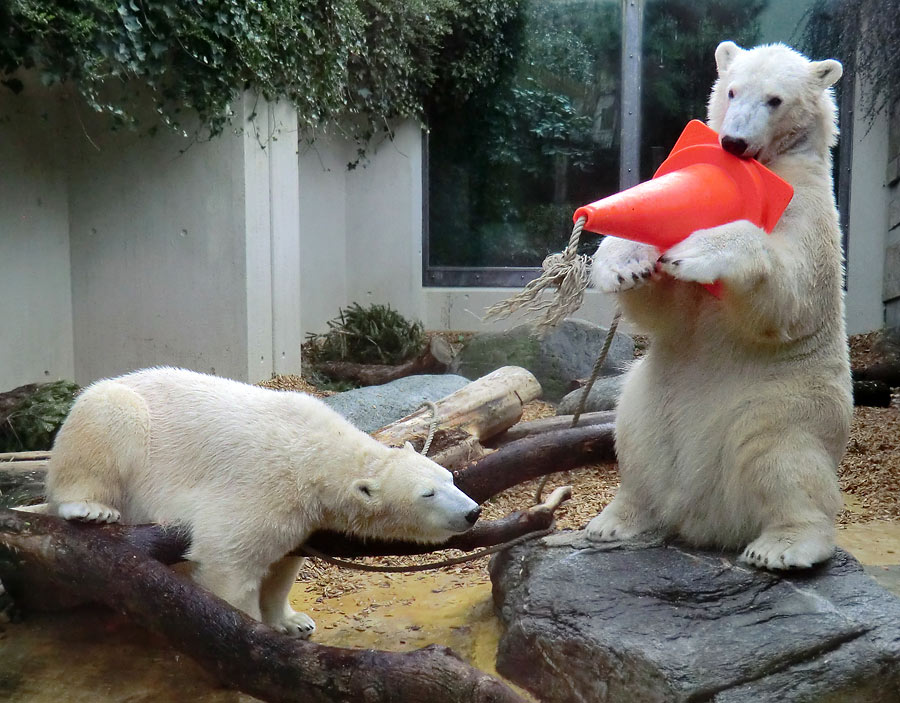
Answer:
620;0;644;189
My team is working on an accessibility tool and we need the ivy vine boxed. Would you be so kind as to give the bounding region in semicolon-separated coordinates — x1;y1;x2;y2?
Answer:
0;0;520;148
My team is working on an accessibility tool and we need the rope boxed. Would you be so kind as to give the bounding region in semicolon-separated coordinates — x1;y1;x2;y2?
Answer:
298;525;555;573
418;401;439;456
572;309;622;427
483;216;592;335
532;310;622;505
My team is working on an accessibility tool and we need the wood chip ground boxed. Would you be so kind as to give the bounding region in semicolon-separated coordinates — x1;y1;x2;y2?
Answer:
262;332;899;600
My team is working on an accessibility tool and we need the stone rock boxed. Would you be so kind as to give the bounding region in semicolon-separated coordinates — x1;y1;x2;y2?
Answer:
490;532;900;702
322;374;470;433
557;374;626;414
449;319;633;402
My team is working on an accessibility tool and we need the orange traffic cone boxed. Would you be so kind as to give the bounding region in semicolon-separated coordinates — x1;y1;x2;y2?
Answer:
573;120;793;250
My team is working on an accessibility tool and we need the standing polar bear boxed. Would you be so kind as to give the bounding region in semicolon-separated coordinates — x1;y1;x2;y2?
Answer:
46;367;481;636
587;42;852;570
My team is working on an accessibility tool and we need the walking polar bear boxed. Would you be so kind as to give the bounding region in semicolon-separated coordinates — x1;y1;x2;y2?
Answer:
588;42;852;570
46;367;481;637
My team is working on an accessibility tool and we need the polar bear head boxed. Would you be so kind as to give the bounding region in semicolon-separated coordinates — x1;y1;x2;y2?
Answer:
707;41;842;165
343;442;481;543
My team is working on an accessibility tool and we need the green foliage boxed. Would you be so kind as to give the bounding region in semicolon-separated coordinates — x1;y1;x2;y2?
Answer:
0;380;80;452
803;0;900;123
427;0;767;268
305;303;425;366
428;0;621;267
641;0;767;177
0;0;520;147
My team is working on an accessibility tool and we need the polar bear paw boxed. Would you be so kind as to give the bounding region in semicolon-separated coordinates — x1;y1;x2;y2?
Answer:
57;501;121;524
586;506;648;542
740;530;834;570
272;610;316;639
657;237;727;284
591;238;660;293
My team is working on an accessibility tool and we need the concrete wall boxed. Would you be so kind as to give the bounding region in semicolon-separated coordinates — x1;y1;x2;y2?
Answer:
0;80;75;391
67;94;301;384
0;79;302;390
298;121;621;337
883;100;900;328
845;80;890;334
298;132;351;335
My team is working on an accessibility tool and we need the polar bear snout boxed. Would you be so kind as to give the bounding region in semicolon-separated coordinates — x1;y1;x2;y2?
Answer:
721;135;749;157
434;489;481;535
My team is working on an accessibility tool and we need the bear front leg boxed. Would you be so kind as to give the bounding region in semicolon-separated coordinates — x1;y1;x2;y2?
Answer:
56;501;121;523
591;236;660;293
260;556;316;639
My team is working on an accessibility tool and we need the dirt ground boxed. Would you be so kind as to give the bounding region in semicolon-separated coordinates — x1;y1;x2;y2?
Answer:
287;331;900;604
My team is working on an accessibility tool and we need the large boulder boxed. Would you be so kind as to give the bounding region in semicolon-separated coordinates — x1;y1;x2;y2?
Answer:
450;319;633;402
322;374;470;432
557;374;626;414
490;532;900;702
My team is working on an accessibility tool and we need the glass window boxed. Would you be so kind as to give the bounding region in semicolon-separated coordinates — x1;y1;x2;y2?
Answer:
425;0;849;287
641;0;827;180
426;0;623;284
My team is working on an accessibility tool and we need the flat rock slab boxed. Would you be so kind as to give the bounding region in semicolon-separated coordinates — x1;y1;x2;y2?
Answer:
323;374;470;432
490;532;900;702
557;374;625;414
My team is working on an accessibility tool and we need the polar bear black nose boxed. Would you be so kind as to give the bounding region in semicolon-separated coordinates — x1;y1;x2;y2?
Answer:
721;136;749;157
465;507;482;525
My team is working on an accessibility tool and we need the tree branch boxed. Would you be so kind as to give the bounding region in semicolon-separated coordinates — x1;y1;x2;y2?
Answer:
0;508;525;703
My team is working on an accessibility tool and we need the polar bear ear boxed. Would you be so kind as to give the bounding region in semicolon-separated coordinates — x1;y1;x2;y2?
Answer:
809;59;843;89
715;41;743;75
352;478;379;504
403;441;416;452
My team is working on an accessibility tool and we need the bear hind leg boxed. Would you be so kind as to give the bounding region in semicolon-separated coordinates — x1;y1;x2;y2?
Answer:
48;381;149;522
741;524;834;570
586;491;656;542
735;436;839;570
260;556;315;639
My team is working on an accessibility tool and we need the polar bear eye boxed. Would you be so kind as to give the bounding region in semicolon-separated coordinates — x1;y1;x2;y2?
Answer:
767;96;783;108
728;89;735;99
422;490;436;498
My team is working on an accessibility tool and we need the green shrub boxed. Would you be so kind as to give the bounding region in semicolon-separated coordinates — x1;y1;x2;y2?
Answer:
306;303;425;366
0;380;80;452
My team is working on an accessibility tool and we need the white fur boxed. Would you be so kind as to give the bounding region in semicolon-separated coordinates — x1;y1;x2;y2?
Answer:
588;42;852;570
46;367;479;636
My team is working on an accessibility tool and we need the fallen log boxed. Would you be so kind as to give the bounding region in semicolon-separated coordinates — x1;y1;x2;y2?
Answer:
372;365;542;451
853;379;893;407
485;411;616;447
300;486;571;558
314;336;454;387
455;422;617;504
0;369;606;703
853;363;900;389
0;508;524;703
